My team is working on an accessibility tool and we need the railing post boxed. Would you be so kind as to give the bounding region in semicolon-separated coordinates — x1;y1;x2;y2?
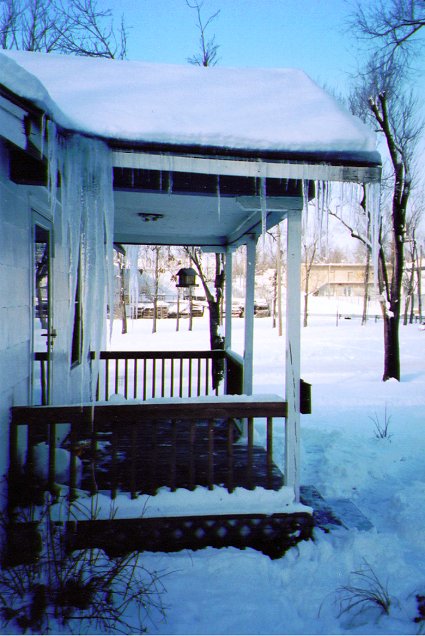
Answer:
243;235;257;396
285;207;302;501
207;419;214;490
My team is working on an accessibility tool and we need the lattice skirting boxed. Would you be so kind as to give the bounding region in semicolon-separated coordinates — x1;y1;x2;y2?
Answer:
65;512;314;559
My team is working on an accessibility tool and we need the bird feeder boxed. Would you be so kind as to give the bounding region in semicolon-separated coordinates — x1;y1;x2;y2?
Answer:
176;267;198;288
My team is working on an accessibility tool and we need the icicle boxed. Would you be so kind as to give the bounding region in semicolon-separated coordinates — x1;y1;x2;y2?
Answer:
216;175;221;222
49;133;115;402
126;245;140;320
46;120;59;224
40;113;46;159
260;176;267;245
366;180;382;290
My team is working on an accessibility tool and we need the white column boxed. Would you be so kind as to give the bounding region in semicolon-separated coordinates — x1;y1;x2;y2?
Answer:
224;248;233;352
243;235;256;395
285;208;302;501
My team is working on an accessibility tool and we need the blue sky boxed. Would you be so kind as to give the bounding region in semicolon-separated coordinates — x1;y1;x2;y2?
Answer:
115;0;364;95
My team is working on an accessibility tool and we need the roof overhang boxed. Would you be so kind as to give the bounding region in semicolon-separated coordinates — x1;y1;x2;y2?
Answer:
0;49;382;250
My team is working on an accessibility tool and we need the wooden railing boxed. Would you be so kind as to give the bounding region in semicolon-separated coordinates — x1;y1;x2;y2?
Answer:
93;350;231;401
34;349;243;405
9;400;287;505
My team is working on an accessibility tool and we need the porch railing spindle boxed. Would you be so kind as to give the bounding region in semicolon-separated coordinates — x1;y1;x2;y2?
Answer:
205;358;210;395
130;425;137;499
161;359;165;398
152;359;156;398
170;420;177;491
179;357;183;398
208;419;214;490
247;417;254;490
114;359;119;395
143;358;147;401
133;359;138;399
189;420;196;490
188;358;192;398
197;358;201;396
105;359;109;400
170;358;174;397
266;416;273;488
111;425;118;499
226;418;234;493
124;359;129;398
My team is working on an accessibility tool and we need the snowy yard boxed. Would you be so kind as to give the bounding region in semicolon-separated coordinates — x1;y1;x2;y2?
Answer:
106;300;425;635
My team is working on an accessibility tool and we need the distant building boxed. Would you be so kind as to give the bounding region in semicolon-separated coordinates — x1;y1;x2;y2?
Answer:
302;263;374;298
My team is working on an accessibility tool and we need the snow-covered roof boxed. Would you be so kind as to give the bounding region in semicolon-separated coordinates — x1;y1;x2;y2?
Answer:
0;49;379;161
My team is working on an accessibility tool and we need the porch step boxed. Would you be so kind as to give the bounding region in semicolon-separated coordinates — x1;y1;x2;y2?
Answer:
300;486;373;533
65;511;314;560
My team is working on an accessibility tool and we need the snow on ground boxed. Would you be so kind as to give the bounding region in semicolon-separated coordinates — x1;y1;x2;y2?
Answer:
105;297;425;635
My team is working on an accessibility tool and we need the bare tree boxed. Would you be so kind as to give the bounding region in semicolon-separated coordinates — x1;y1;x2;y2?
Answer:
353;0;425;65
403;201;423;324
0;0;127;57
302;234;319;328
186;0;220;67
341;55;423;380
185;247;224;388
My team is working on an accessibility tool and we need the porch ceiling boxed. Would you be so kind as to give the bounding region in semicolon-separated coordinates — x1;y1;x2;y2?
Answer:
113;184;301;248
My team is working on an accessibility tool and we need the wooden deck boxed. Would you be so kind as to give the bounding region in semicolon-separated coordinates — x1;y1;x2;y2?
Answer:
10;400;287;502
76;417;285;496
8;400;314;560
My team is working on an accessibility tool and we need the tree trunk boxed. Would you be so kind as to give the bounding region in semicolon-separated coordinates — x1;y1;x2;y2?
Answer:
416;246;423;322
187;249;225;389
403;260;414;325
303;285;309;328
382;311;400;381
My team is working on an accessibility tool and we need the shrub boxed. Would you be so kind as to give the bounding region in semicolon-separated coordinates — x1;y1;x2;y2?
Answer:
0;497;166;634
369;405;392;439
336;560;392;618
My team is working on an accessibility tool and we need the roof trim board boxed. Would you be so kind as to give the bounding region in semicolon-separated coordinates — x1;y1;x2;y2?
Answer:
112;149;381;185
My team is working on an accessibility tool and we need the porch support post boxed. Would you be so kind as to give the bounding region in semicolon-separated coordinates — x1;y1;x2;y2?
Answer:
285;207;302;501
224;247;233;352
243;235;256;395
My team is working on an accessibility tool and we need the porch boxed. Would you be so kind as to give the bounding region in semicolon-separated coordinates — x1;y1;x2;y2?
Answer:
9;393;313;559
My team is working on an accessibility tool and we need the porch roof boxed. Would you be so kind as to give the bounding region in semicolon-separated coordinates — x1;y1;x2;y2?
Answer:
0;50;381;247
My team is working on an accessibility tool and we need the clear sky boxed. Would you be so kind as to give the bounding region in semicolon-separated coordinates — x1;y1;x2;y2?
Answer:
114;0;365;95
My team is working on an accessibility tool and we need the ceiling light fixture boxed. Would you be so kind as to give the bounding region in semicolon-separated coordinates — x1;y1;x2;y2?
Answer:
138;212;164;222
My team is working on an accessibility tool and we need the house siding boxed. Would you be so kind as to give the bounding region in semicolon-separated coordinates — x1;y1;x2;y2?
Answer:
0;136;97;492
0;141;32;489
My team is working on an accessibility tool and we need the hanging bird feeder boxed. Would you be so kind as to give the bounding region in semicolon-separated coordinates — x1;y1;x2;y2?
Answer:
176;267;198;288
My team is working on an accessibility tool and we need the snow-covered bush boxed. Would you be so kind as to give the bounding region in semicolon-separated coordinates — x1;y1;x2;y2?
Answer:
0;497;166;634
